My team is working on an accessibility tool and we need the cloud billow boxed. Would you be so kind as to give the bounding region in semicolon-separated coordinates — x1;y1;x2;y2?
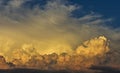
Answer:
0;0;119;66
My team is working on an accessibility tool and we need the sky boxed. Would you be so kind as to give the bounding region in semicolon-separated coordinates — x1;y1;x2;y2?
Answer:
1;0;120;28
18;0;120;28
0;0;120;64
70;0;120;28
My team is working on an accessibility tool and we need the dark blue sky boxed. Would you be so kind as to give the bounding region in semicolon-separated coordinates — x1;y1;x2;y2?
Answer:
69;0;120;28
27;0;120;28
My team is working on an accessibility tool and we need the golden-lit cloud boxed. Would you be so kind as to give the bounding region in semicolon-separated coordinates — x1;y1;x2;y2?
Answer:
0;0;120;68
0;36;110;70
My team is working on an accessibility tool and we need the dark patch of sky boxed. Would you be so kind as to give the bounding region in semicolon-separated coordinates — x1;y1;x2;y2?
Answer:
69;0;120;28
22;0;47;9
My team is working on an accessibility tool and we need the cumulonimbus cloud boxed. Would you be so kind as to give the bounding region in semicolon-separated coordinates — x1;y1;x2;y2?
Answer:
0;0;119;65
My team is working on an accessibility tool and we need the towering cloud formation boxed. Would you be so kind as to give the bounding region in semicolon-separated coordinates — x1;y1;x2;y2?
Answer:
0;36;110;70
76;36;109;57
0;0;119;67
